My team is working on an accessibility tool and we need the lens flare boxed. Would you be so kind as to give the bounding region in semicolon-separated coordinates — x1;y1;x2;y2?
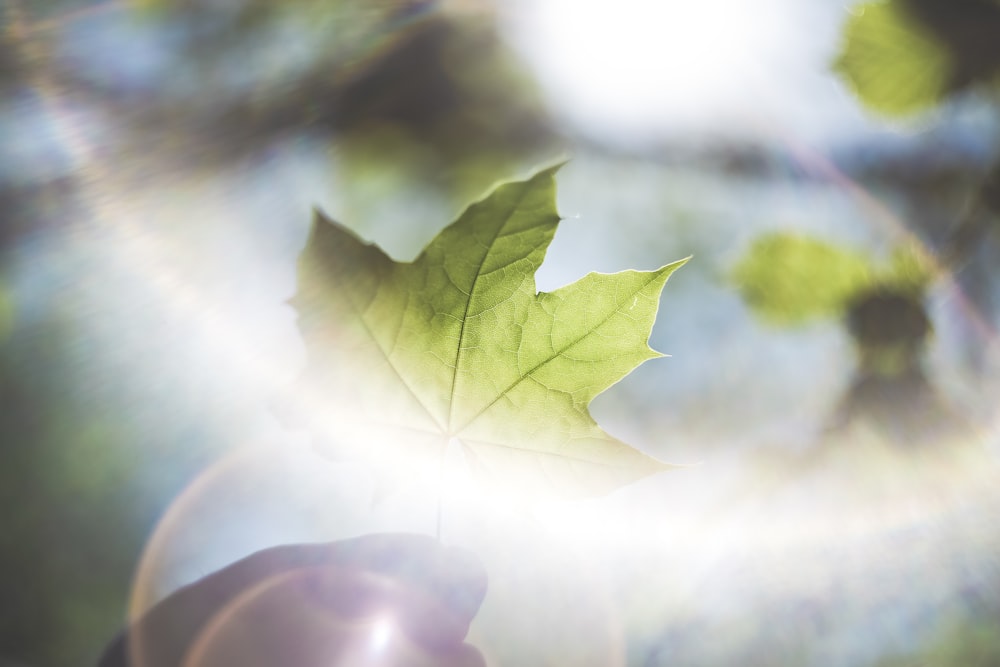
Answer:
368;616;394;654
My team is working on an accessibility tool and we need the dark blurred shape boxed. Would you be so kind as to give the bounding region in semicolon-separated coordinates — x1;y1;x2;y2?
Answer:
846;287;929;351
830;287;972;447
903;0;1000;93
732;231;973;449
941;159;1000;267
97;535;487;667
48;1;555;196
331;16;551;173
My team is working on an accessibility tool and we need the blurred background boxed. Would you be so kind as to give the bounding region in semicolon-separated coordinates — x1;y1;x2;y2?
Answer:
2;0;1000;665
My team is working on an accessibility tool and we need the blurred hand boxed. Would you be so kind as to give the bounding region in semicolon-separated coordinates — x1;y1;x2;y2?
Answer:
98;534;487;667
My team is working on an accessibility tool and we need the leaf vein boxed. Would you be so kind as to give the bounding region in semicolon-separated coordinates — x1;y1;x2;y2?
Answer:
454;270;665;434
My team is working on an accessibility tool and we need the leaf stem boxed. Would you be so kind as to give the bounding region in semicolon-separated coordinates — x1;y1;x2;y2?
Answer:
435;439;447;542
435;489;443;542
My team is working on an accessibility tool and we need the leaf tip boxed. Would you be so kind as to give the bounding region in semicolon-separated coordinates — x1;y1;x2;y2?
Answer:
662;460;703;470
540;155;572;173
310;206;334;224
639;455;698;479
522;157;571;190
652;256;691;286
305;207;339;245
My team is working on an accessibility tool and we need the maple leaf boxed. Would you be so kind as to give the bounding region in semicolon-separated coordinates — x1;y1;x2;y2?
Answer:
288;166;686;498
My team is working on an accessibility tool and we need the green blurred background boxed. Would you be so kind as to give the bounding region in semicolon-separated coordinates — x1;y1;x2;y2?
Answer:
2;1;1000;665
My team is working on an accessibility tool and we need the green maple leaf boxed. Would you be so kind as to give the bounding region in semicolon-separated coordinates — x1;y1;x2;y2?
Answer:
288;166;686;498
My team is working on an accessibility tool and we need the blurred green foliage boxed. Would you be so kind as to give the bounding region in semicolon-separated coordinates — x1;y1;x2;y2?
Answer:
0;306;140;666
835;1;951;117
731;233;873;326
731;232;933;327
875;615;1000;666
835;0;1000;118
117;0;555;202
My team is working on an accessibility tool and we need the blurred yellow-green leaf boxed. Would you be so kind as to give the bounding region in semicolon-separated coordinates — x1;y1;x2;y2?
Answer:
834;0;953;117
0;281;13;343
835;0;1000;117
731;233;875;325
733;231;939;328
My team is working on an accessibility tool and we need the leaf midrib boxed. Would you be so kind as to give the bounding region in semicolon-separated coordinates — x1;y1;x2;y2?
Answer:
446;183;535;433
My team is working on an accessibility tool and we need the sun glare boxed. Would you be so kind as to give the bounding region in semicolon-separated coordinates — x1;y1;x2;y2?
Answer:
369;616;394;654
506;0;792;142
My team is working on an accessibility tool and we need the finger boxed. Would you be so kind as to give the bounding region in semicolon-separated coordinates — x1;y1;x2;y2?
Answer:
215;533;487;621
411;641;487;667
247;534;487;646
182;567;486;667
100;535;487;666
294;551;483;650
321;534;488;644
324;533;488;622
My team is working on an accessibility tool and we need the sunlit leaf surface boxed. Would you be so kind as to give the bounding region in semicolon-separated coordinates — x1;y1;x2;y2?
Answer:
289;167;685;497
